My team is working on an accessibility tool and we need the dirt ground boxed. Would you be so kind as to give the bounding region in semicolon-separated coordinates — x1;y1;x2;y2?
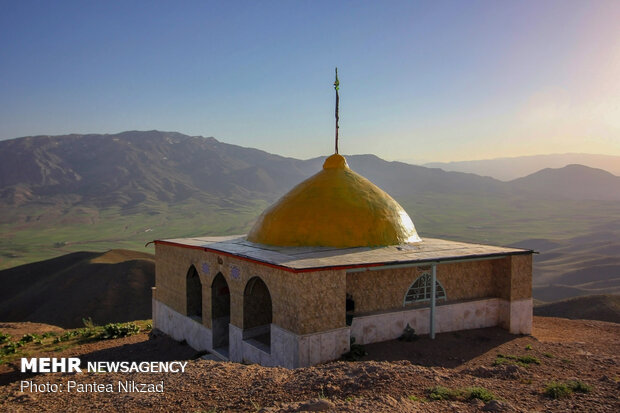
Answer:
1;316;618;412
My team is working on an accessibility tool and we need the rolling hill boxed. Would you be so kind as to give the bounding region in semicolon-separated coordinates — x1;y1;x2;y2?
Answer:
534;294;620;323
0;249;154;328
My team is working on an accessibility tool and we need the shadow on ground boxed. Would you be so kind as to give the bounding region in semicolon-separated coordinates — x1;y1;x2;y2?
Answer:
359;326;519;368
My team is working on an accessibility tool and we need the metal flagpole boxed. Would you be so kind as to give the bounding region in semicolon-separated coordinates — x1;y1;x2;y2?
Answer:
334;67;340;154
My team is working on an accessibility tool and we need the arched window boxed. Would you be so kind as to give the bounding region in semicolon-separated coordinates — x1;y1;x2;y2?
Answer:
186;265;202;322
404;272;446;305
243;276;272;352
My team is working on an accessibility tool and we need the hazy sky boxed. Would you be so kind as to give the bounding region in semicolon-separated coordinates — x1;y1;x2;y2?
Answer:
1;0;619;162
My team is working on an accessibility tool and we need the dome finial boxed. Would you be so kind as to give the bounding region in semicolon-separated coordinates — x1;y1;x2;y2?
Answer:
334;67;340;154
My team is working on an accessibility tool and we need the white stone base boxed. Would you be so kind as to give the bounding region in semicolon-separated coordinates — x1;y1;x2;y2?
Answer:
350;298;526;345
499;298;532;334
153;299;213;351
154;296;532;368
153;298;350;368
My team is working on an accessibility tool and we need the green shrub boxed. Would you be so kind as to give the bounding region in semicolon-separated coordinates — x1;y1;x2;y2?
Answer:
19;333;38;343
494;353;540;366
428;386;461;401
544;382;572;399
0;332;11;344
567;380;592;393
464;387;495;402
518;355;540;365
2;341;23;355
101;322;140;339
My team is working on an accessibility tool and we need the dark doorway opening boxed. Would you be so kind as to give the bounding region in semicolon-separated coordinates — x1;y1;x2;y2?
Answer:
243;277;272;352
186;265;202;323
211;272;230;354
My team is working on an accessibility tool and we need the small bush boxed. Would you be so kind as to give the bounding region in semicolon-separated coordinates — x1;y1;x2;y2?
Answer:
525;344;532;350
544;382;572;399
101;322;140;339
518;355;540;365
19;333;38;343
543;352;554;358
0;332;11;344
428;386;461;401
464;386;495;402
342;337;367;361
567;380;592;393
2;341;23;355
82;317;96;328
398;323;418;342
494;353;540;367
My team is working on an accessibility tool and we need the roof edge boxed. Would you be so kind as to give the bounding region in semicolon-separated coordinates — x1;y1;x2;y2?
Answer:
154;239;533;274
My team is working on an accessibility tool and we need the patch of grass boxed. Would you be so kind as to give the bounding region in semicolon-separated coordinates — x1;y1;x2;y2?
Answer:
464;387;496;402
0;319;152;364
567;380;592;393
494;353;540;367
543;352;554;358
525;344;532;350
0;332;11;344
101;322;140;339
544;380;593;399
544;382;572;399
427;385;496;402
428;386;461;401
19;333;38;343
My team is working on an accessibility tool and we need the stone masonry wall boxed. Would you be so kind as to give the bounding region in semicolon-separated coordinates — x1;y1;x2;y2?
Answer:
493;255;532;301
155;243;347;336
346;260;499;314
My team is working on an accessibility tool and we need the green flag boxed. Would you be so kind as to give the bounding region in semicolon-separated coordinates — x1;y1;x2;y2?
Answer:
334;67;339;91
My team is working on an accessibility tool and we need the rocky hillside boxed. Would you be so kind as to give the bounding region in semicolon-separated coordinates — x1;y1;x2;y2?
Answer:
0;317;618;412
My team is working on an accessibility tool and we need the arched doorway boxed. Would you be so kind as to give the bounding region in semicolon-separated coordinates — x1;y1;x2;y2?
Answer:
211;272;230;350
243;277;272;350
186;265;202;323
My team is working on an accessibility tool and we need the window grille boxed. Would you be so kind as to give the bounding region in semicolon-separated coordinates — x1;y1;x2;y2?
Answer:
404;272;446;305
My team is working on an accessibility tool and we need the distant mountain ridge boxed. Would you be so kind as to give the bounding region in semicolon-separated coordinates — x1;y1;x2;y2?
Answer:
509;164;620;201
424;153;620;181
2;131;619;216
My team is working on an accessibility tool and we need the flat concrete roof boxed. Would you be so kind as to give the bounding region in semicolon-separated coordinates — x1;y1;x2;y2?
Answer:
155;236;532;273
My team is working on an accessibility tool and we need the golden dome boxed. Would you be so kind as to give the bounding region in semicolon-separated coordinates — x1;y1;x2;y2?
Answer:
246;154;422;247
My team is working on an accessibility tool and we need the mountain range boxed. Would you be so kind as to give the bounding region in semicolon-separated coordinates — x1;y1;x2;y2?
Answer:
423;153;620;181
2;131;619;214
0;131;619;301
